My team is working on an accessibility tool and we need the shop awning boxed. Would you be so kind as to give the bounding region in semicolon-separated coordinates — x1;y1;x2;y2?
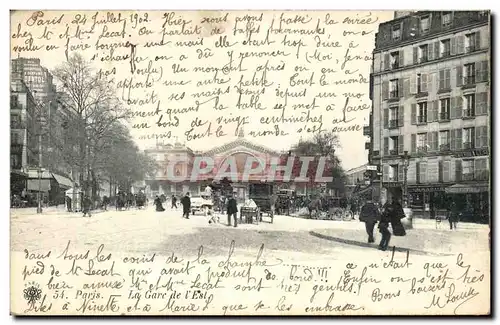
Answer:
52;173;73;189
27;169;52;179
27;179;51;192
353;185;373;197
445;183;489;194
11;170;28;177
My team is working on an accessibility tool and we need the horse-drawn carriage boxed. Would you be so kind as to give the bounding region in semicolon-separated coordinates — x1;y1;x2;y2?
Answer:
248;183;276;224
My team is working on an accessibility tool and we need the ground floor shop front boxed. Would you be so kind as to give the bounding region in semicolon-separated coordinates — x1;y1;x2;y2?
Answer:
383;182;489;223
143;179;337;201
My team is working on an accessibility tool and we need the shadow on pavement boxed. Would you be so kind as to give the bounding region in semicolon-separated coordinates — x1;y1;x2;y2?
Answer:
309;231;452;257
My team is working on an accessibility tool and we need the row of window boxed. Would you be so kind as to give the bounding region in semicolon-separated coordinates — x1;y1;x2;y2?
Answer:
382;60;489;101
383;91;489;130
385;31;484;70
383;157;488;183
382;125;489;156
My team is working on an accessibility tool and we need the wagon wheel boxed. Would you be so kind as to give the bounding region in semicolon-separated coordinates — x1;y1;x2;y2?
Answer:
333;208;343;220
343;210;353;221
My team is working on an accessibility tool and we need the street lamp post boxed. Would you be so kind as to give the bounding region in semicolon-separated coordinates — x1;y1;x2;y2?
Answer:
401;150;410;208
37;137;43;214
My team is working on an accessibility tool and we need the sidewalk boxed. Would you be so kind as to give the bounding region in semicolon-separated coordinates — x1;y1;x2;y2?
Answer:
10;206;109;217
311;224;489;256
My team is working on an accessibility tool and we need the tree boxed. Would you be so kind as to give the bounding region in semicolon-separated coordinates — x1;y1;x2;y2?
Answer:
96;123;157;195
290;131;347;195
51;53;129;200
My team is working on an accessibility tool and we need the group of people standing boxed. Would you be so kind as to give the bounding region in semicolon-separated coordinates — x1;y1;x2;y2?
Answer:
154;193;192;219
358;198;407;251
359;197;461;251
153;192;240;227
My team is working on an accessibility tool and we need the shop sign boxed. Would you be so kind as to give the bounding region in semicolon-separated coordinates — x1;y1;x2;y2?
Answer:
453;148;489;158
409;185;446;193
383;182;403;188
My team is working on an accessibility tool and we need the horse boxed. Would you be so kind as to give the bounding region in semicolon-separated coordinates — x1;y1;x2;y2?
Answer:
308;198;323;219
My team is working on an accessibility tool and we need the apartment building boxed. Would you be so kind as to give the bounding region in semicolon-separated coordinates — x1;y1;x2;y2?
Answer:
369;11;490;221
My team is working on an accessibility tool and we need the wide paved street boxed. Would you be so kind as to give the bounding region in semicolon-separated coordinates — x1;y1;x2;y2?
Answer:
11;206;489;260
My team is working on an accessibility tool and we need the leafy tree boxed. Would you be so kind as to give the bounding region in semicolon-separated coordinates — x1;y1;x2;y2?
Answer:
51;53;129;197
287;132;347;195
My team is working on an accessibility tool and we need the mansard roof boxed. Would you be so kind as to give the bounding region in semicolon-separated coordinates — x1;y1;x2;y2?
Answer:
201;137;282;156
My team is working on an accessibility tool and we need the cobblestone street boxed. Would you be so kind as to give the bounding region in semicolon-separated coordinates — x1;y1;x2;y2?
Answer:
11;206;489;261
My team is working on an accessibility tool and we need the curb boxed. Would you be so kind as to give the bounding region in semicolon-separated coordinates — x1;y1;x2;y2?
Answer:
309;231;452;257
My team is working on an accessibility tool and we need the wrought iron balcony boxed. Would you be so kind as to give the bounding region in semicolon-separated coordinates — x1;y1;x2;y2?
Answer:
475;170;489;181
389;149;398;156
389;90;399;99
465;46;476;53
462;173;474;181
417;115;427;124
417;146;428;153
439;143;450;151
462;142;473;149
388;120;398;129
462;109;475;118
439;112;450;121
463;76;476;85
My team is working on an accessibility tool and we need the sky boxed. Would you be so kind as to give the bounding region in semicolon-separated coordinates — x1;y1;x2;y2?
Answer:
10;10;395;170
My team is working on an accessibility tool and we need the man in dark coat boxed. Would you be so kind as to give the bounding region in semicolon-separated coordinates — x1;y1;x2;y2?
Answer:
379;197;406;251
82;195;92;217
448;201;459;230
154;195;165;212
359;199;381;243
181;192;191;219
171;195;178;209
227;193;238;227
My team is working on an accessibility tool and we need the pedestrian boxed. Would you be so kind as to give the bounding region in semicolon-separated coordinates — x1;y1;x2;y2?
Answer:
181;192;191;219
448;201;459;230
359;199;381;243
66;195;72;212
154;195;165;212
171;194;178;209
102;195;109;211
82;195;92;218
227;193;238;227
378;197;406;251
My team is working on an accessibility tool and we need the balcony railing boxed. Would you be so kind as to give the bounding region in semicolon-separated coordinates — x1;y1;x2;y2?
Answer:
463;109;475;118
419;55;428;63
389;149;398;156
462;173;474;181
462;142;473;149
439;143;450;151
391;61;400;69
388;120;398;129
389;90;399;99
417;146;428;153
417;115;427;124
10;144;23;154
475;170;489;181
441;50;451;57
10;121;26;129
387;177;399;182
363;125;370;136
463;75;476;85
439;112;450;121
465;46;476;53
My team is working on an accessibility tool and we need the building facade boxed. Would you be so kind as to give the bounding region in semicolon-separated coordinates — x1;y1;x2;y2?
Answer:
144;132;313;200
10;59;74;204
10;78;40;195
369;11;490;221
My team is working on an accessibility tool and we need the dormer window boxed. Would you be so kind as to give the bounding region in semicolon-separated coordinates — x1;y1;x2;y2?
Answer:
392;24;401;41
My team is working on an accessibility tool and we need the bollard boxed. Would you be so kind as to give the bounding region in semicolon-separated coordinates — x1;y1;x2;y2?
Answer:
402;207;413;230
